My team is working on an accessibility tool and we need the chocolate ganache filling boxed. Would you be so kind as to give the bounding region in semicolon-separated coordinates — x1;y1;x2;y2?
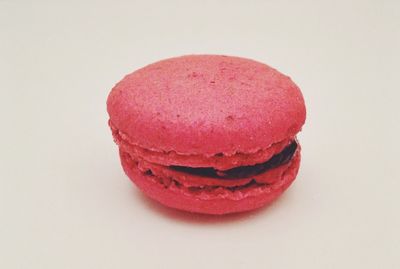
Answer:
170;141;298;179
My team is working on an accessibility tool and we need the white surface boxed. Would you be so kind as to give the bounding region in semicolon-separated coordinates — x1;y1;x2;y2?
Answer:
1;1;399;268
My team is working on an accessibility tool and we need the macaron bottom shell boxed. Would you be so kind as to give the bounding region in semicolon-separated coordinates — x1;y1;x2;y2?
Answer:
120;149;301;215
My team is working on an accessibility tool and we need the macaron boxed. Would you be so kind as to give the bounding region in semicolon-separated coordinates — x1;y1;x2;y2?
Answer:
107;55;306;215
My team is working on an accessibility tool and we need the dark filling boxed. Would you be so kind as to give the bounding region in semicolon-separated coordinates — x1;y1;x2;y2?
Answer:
170;141;298;179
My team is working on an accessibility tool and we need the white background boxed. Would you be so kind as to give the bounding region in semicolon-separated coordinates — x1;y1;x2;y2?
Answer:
1;1;399;268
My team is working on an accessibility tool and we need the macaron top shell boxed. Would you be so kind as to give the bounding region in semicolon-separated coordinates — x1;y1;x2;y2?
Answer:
107;55;305;157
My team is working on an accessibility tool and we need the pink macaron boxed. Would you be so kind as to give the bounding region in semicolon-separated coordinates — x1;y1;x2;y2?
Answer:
107;55;306;214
